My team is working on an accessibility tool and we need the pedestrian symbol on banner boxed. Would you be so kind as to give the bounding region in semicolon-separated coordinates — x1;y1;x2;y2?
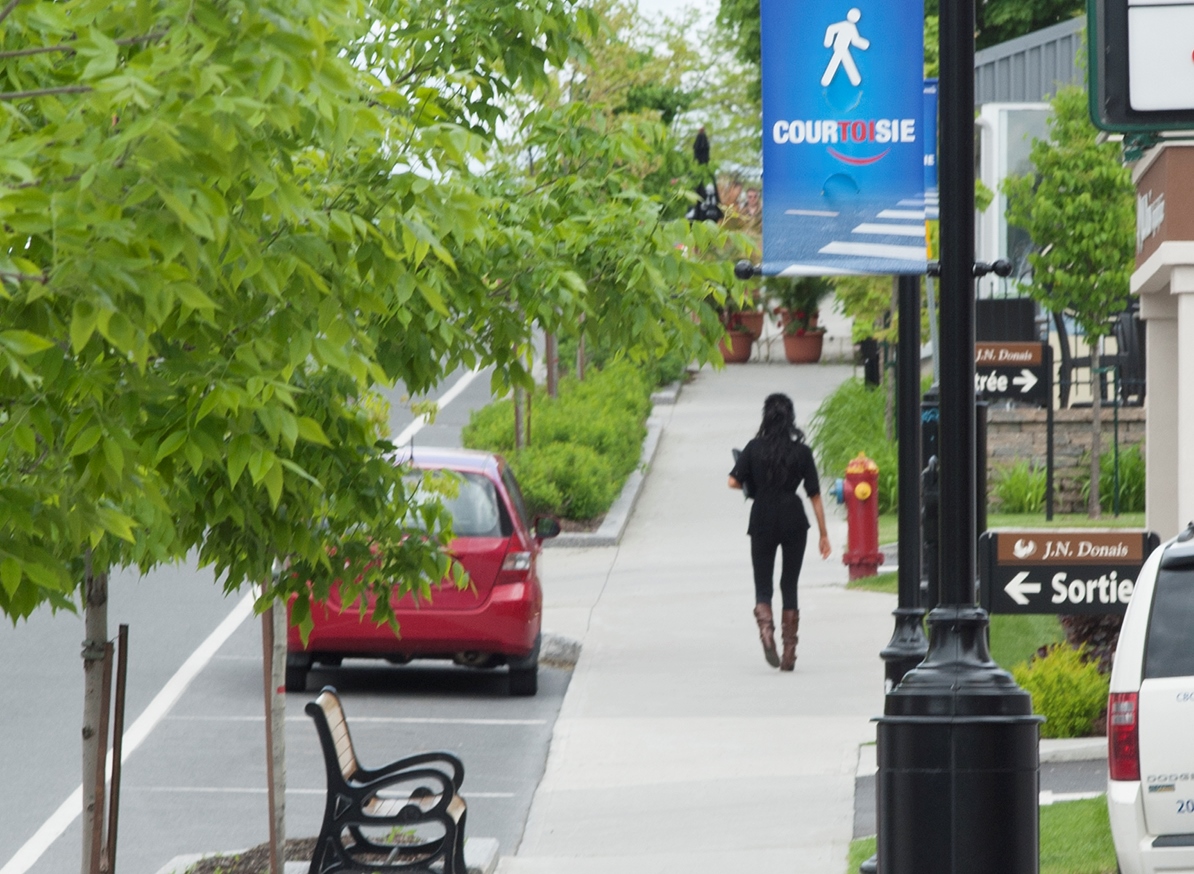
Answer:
821;8;870;87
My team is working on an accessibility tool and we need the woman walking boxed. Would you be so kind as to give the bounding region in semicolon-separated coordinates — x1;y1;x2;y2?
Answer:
728;393;831;670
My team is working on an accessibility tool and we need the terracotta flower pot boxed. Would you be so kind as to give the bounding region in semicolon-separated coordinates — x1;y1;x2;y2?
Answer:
783;331;824;364
719;331;754;363
729;310;765;341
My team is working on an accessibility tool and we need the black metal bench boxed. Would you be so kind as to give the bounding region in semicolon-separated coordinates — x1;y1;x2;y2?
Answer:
305;686;468;874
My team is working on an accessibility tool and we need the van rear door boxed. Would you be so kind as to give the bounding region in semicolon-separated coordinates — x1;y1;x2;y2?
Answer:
1139;557;1194;836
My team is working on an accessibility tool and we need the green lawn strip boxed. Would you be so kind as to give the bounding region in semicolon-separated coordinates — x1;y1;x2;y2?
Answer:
847;797;1116;874
990;613;1065;672
846;836;876;873
879;512;1147;547
1039;797;1118;874
846;570;897;594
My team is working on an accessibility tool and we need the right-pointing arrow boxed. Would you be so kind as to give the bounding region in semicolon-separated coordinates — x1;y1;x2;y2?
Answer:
1012;369;1039;394
1004;571;1042;606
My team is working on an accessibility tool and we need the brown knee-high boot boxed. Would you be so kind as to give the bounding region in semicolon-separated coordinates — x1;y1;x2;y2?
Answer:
780;609;800;671
753;603;780;668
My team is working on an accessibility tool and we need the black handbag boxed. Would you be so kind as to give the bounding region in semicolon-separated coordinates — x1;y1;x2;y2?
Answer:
731;448;754;499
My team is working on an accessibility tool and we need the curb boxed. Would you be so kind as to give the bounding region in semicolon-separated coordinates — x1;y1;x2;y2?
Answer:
856;736;1105;778
650;380;682;405
544;399;672;550
155;836;500;874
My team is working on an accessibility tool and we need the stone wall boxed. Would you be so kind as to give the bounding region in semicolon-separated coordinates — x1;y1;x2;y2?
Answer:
985;406;1146;513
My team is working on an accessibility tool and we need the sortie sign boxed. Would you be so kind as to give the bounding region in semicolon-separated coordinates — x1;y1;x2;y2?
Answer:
760;0;926;276
979;529;1161;615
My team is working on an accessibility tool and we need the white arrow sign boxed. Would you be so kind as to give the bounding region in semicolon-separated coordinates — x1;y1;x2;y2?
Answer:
1004;571;1042;605
1012;369;1039;394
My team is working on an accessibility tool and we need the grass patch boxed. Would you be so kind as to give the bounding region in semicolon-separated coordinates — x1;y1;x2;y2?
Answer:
847;797;1116;874
990;613;1065;672
846;570;897;594
847;836;876;873
1040;797;1118;874
878;512;1148;547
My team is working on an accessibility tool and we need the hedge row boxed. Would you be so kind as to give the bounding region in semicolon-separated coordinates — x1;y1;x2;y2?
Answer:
462;362;652;520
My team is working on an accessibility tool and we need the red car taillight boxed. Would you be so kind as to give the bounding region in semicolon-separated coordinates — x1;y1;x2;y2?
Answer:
498;551;532;583
1108;691;1140;781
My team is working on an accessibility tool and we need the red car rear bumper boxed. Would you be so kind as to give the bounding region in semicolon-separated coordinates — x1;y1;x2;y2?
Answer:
287;582;541;660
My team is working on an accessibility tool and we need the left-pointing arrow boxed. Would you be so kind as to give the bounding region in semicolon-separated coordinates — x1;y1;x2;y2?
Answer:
1004;571;1042;606
1012;369;1039;394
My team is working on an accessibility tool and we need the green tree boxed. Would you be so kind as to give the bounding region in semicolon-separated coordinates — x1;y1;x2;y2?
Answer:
0;0;599;867
1002;86;1134;518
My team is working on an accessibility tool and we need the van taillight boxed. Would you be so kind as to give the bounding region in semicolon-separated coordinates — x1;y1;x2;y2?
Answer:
1108;691;1140;782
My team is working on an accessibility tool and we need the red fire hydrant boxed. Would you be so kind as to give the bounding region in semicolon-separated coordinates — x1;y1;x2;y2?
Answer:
843;453;884;580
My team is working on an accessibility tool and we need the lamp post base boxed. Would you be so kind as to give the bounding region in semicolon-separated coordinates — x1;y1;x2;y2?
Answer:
874;605;1041;874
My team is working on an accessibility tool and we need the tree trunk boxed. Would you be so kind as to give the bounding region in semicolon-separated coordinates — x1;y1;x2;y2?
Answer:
1089;342;1102;519
513;385;525;449
263;600;287;874
81;559;108;874
545;332;558;399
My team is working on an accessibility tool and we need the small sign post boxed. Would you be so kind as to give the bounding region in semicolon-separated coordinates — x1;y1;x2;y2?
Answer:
979;529;1161;615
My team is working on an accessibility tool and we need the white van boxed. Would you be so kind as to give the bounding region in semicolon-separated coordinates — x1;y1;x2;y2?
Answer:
1107;523;1194;874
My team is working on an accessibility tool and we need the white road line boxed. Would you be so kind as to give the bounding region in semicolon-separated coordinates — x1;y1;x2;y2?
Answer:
127;786;516;798
876;209;926;220
784;208;840;217
0;591;256;874
167;715;547;726
851;223;928;237
394;368;484;446
819;241;929;261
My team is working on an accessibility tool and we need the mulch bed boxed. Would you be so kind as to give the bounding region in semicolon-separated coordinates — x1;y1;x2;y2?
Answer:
185;838;318;874
557;515;603;533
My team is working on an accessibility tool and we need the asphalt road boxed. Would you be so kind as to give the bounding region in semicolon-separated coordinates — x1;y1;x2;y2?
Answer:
0;365;572;874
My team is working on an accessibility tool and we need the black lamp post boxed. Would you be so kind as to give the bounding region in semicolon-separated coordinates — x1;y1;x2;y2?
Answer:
880;275;930;690
872;0;1042;870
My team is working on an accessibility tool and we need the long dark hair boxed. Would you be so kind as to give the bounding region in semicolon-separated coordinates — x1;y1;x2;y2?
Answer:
754;393;805;482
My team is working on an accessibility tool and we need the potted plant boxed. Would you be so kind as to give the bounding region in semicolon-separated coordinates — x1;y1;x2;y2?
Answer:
767;278;832;363
719;323;754;363
782;318;826;363
727;287;766;340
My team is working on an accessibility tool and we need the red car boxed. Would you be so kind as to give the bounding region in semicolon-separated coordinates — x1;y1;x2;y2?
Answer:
286;446;559;696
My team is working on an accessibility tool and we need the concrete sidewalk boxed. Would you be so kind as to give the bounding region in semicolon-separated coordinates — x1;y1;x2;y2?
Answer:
502;362;895;874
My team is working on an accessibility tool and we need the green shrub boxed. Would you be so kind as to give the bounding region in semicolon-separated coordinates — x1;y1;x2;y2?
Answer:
511;443;617;519
461;398;516;452
1012;644;1109;738
1076;442;1145;513
461;362;653;520
808;378;898;514
993;460;1047;513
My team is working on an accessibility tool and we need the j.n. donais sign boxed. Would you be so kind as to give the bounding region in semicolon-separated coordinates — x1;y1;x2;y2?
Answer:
979;529;1160;615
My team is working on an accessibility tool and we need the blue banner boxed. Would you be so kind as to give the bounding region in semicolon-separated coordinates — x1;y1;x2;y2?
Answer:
761;0;927;275
924;78;939;221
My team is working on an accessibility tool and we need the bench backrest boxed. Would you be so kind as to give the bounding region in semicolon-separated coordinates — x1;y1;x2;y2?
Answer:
312;688;359;782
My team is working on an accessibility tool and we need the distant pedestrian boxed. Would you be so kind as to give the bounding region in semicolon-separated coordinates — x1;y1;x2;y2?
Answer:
728;393;831;670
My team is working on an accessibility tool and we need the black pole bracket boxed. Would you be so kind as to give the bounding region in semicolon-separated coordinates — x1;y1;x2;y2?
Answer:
733;260;761;280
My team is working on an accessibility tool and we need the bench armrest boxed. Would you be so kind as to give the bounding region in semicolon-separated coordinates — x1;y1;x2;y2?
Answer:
356;750;464;791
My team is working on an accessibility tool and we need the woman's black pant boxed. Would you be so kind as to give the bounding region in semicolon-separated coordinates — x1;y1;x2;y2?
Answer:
751;525;808;610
